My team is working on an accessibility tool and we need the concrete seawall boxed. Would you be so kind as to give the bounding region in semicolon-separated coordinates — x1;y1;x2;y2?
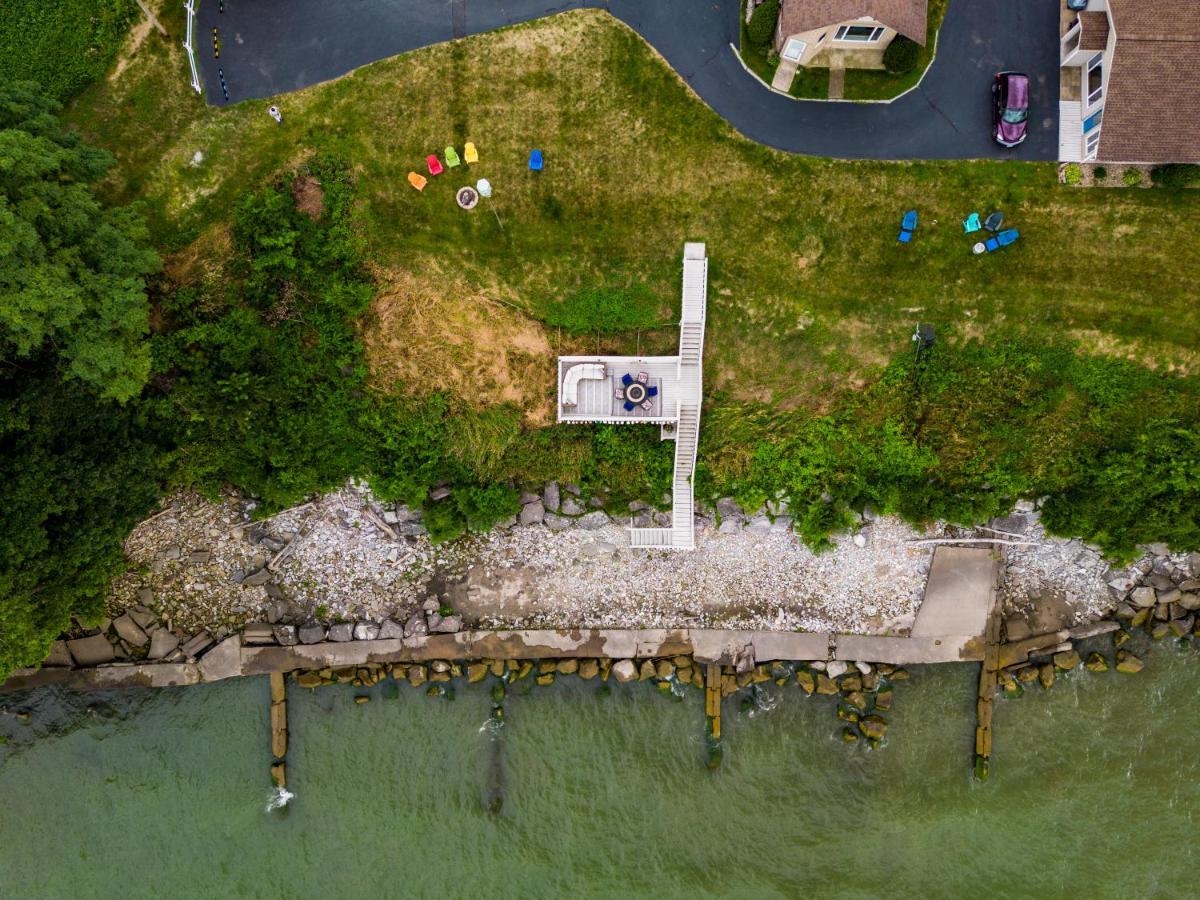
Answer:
2;548;999;694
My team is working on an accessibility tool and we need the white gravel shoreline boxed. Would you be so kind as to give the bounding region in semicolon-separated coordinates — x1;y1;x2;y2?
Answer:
108;483;1133;637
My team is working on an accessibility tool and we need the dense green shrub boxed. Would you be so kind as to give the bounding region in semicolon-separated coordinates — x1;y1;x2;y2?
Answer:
715;336;1200;559
1063;164;1082;185
0;0;136;101
543;283;667;334
1150;164;1200;189
1122;168;1143;187
1092;166;1107;180
883;36;920;74
747;0;780;52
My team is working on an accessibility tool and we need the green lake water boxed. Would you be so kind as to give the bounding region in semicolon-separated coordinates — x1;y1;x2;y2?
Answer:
1;639;1197;899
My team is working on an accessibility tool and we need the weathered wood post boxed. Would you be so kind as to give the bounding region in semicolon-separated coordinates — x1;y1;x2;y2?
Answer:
269;671;287;789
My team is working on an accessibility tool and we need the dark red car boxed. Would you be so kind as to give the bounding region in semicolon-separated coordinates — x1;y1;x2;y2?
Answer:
992;72;1030;148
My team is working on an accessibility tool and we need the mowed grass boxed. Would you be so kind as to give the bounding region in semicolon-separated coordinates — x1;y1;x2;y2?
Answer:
68;10;1200;419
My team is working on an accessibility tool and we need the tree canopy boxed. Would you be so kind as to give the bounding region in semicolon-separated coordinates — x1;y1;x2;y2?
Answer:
1;82;160;402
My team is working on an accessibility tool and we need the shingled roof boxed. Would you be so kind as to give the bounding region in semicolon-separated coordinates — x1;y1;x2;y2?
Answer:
1097;0;1200;163
778;0;928;46
1077;12;1109;51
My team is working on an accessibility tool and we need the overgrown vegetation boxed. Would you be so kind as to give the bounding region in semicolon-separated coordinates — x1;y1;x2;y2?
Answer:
712;338;1200;558
0;0;136;101
1151;164;1200;189
543;284;667;334
1;84;163;676
883;36;920;75
747;0;780;52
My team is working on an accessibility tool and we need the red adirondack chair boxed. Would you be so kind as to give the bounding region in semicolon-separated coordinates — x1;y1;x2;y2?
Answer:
426;154;444;176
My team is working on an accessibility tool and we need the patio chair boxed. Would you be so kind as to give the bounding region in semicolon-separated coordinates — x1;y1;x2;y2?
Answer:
529;149;543;171
476;178;492;198
621;373;633;387
646;385;658;398
636;371;649;384
464;142;479;164
614;388;625;400
426;155;444;176
640;399;653;411
984;211;1004;233
897;209;917;243
623;400;636;412
444;146;461;168
407;172;427;191
962;212;982;233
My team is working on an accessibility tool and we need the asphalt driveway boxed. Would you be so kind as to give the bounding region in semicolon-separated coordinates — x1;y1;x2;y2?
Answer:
197;0;1058;160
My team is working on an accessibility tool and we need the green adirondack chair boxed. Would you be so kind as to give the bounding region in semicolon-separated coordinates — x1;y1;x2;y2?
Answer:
444;146;461;168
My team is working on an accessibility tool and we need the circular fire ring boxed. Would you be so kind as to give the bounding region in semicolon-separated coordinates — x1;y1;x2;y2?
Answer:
456;186;479;210
625;381;647;404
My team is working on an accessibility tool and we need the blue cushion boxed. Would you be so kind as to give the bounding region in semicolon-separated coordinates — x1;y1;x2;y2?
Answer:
623;401;635;412
621;373;633;386
897;230;913;243
646;385;658;397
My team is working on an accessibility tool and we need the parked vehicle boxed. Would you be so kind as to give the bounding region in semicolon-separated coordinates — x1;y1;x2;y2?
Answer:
992;72;1030;148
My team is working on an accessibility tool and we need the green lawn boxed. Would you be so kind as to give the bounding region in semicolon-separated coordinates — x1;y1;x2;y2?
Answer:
69;10;1199;400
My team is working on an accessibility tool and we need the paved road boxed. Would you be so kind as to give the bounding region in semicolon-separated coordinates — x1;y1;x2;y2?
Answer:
198;0;1058;160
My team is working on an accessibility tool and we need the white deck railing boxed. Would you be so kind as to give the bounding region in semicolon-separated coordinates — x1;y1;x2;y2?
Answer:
183;1;202;94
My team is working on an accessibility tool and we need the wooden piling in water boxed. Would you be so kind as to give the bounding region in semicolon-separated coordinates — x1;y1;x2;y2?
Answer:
974;581;1003;781
269;671;287;788
705;664;721;741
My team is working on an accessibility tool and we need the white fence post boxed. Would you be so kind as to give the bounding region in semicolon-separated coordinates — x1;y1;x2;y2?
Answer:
183;0;202;94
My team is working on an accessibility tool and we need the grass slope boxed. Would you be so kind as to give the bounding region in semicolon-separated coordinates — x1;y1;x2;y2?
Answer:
62;10;1200;547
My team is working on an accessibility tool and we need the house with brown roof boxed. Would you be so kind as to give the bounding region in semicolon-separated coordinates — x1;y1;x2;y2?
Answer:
773;0;928;69
1059;0;1200;163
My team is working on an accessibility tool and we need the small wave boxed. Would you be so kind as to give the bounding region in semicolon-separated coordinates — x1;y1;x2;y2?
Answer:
266;787;294;812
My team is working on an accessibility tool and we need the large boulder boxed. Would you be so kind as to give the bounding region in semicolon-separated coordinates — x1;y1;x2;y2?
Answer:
328;623;353;642
43;640;73;668
404;613;428;638
353;622;381;641
273;624;298;646
1052;649;1081;671
1084;652;1109;672
112;614;149;648
1115;651;1144;674
543;513;571;531
298;623;327;644
715;497;743;520
859;715;888;740
378;618;405;640
1129;587;1157;608
560;496;585;516
147;629;182;660
431;615;462;634
543;481;561;512
519;500;545;526
576;511;609;530
611;659;637;683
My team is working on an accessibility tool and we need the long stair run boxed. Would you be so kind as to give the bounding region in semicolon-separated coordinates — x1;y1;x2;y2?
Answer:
630;243;706;550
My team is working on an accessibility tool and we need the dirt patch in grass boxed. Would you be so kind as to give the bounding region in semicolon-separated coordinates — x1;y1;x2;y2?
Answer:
364;268;556;425
292;173;325;219
109;5;156;82
161;224;233;287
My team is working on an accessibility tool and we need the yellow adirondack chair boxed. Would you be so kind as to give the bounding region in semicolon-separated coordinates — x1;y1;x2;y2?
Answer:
463;141;479;164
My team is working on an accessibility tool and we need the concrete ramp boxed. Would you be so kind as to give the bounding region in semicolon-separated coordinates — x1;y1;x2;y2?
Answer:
913;547;998;639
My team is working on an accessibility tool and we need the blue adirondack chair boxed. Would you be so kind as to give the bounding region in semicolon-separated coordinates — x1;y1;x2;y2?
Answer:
529;149;544;171
898;209;917;243
984;228;1020;252
962;212;982;233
